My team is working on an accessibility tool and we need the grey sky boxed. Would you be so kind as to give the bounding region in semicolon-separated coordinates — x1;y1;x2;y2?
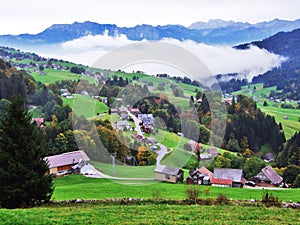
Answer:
0;0;299;35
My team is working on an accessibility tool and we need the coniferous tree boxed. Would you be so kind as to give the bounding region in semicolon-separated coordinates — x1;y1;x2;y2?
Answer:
0;96;53;208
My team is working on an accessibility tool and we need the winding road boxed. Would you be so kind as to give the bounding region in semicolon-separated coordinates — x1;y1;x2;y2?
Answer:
86;109;169;179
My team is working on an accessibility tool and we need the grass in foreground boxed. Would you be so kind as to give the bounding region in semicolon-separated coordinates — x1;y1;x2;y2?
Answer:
1;204;300;225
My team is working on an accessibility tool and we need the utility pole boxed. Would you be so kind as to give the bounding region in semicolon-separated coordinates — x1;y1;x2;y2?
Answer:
111;152;117;175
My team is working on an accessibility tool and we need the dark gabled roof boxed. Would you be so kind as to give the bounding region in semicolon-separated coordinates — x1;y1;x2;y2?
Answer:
154;165;182;176
261;165;283;185
214;168;243;183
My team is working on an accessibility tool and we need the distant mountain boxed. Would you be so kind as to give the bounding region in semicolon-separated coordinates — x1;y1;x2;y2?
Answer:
233;29;300;99
0;19;300;47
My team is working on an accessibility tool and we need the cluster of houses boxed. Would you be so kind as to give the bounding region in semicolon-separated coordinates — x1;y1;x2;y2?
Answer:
154;164;283;188
45;149;284;190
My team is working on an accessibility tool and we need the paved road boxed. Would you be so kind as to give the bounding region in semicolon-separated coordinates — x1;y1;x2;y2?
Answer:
156;144;168;165
127;110;169;166
127;110;144;137
87;109;168;179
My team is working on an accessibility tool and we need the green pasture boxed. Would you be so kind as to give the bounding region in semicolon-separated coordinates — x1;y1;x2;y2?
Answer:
62;94;109;118
1;204;300;225
91;161;156;179
30;69;96;84
50;175;300;202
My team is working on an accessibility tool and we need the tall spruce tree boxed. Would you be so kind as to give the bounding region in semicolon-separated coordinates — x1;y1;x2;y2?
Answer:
0;96;53;208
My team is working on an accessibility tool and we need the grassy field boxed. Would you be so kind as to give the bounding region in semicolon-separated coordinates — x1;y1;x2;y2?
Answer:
1;204;300;225
30;69;96;84
51;175;300;202
91;161;156;178
232;84;300;140
62;94;109;118
259;105;300;139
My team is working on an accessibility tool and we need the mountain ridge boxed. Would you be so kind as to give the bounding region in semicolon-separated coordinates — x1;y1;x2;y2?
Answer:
1;19;300;47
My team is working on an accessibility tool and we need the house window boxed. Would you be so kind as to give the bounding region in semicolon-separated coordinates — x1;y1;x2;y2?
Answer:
165;174;170;179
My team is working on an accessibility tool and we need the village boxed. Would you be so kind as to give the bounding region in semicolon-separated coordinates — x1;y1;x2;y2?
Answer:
41;89;285;190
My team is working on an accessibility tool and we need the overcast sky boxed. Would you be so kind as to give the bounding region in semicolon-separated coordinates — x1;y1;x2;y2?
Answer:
0;0;299;35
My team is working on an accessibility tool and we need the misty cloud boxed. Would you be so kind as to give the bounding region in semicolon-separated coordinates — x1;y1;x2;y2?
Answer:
35;33;285;81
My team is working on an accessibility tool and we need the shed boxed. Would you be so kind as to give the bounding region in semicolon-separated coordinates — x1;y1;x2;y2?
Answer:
154;165;183;183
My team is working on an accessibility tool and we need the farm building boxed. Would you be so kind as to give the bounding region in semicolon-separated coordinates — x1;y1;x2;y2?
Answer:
154;165;183;183
255;165;283;187
186;166;213;185
44;150;90;175
213;168;245;188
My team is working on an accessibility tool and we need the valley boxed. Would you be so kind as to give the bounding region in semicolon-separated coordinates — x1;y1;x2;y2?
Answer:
0;20;299;223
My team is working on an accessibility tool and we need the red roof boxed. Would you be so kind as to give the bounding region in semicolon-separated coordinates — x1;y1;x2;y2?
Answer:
211;178;232;186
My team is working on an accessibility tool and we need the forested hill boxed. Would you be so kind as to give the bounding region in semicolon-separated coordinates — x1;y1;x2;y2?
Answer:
0;58;36;100
222;95;285;153
236;29;300;100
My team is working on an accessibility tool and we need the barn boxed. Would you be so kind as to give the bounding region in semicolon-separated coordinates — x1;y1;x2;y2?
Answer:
154;165;184;183
44;150;90;175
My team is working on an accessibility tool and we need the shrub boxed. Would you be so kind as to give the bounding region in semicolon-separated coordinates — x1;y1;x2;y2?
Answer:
262;192;281;207
185;187;200;201
203;186;210;197
152;190;162;201
216;193;229;205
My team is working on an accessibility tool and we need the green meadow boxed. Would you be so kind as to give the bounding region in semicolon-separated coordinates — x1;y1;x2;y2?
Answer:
30;69;96;84
51;175;300;202
233;84;300;139
1;204;300;225
62;94;109;118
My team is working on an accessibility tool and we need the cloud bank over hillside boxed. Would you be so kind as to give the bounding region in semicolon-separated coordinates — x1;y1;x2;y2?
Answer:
35;33;285;81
